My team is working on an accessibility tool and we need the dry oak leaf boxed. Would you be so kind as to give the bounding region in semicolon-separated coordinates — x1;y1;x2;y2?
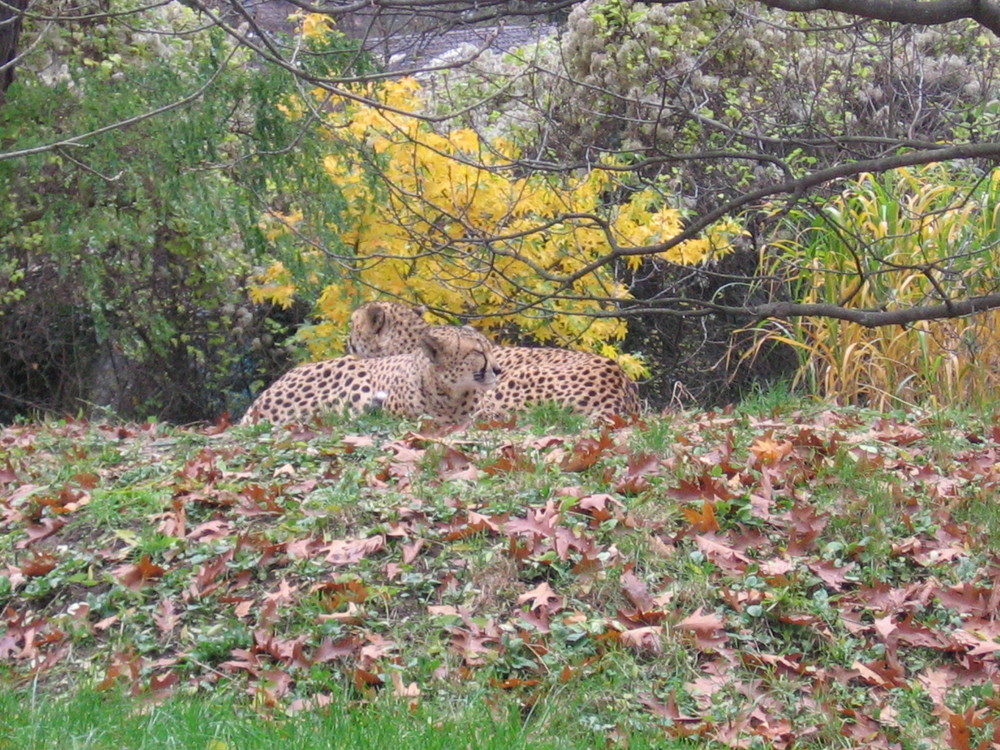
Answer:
695;534;749;573
153;599;180;635
677;607;728;651
750;433;794;465
667;474;733;505
619;625;664;655
852;658;908;689
560;432;616;472
114;555;166;591
313;635;362;662
322;535;386;565
639;691;701;724
20;553;59;577
683;502;720;533
264;578;298;606
621;569;656;613
391;672;421;710
402;538;424;564
340;435;375;452
759;557;795;579
576;493;624;522
15;518;66;549
288;693;334;714
518;582;564;614
806;559;855;591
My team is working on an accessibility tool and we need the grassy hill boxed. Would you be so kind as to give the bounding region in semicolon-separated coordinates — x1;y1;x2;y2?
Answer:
2;400;999;748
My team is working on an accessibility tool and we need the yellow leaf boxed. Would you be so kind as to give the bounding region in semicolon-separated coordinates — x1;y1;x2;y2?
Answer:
299;12;333;40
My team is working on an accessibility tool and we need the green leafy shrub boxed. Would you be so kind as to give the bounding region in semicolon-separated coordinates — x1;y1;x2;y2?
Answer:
0;4;362;422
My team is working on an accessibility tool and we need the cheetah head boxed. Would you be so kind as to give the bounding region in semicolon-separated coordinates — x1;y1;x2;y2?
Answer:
348;301;428;358
417;326;501;393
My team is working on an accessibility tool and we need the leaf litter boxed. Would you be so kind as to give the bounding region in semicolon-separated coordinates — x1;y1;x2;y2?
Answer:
2;407;1000;747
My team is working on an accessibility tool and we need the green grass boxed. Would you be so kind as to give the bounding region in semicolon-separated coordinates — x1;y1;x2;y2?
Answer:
4;398;1000;747
0;686;691;750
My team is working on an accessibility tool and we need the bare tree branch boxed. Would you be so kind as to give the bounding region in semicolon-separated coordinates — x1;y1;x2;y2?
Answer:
537;141;1000;291
745;0;1000;36
738;292;1000;327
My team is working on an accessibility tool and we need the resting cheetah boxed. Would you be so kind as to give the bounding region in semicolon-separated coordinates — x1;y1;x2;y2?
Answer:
348;301;641;419
240;325;500;425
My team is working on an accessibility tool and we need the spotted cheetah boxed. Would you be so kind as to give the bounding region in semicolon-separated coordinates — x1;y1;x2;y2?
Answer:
240;325;500;425
348;302;641;419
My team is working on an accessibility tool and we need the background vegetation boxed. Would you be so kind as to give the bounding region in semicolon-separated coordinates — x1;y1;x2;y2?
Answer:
2;0;1000;414
759;165;1000;409
0;3;358;421
4;4;1000;746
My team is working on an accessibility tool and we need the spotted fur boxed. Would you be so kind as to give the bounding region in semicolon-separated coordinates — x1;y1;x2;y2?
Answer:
348;301;641;419
240;325;500;425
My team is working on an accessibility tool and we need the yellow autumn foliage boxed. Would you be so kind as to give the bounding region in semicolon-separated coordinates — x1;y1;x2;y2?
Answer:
248;261;296;310
252;16;745;378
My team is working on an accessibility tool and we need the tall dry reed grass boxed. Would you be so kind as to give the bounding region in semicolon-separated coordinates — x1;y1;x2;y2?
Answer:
753;164;1000;409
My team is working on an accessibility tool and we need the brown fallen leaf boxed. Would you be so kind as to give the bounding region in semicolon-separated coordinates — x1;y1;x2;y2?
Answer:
391;671;421;709
115;555;166;591
619;625;664;654
621;568;656;613
517;581;564;614
683;502;720;533
750;433;794;466
560;432;616;472
20;552;59;577
153;599;180;635
695;534;749;573
677;607;728;651
639;691;701;723
322;535;386;565
15;518;66;550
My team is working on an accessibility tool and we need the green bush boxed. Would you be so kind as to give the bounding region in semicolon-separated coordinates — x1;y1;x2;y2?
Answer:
0;4;363;422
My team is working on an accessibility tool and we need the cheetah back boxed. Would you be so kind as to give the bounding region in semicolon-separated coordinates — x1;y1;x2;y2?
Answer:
484;347;640;419
239;355;416;425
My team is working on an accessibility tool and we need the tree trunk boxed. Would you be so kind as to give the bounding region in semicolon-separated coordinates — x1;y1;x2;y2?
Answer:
0;0;28;103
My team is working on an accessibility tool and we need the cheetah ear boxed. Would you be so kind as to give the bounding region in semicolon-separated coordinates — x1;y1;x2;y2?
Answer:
364;304;387;334
418;330;450;363
412;305;427;318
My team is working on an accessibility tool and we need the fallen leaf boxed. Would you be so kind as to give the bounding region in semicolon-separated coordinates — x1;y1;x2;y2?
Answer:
517;582;564;614
619;625;664;654
322;535;386;565
683;502;720;533
154;599;180;635
20;553;58;577
621;569;656;613
677;608;728;651
115;556;166;591
750;433;793;466
695;534;749;573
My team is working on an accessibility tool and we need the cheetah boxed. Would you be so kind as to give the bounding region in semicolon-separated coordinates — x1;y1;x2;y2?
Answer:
240;325;501;425
348;301;641;419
